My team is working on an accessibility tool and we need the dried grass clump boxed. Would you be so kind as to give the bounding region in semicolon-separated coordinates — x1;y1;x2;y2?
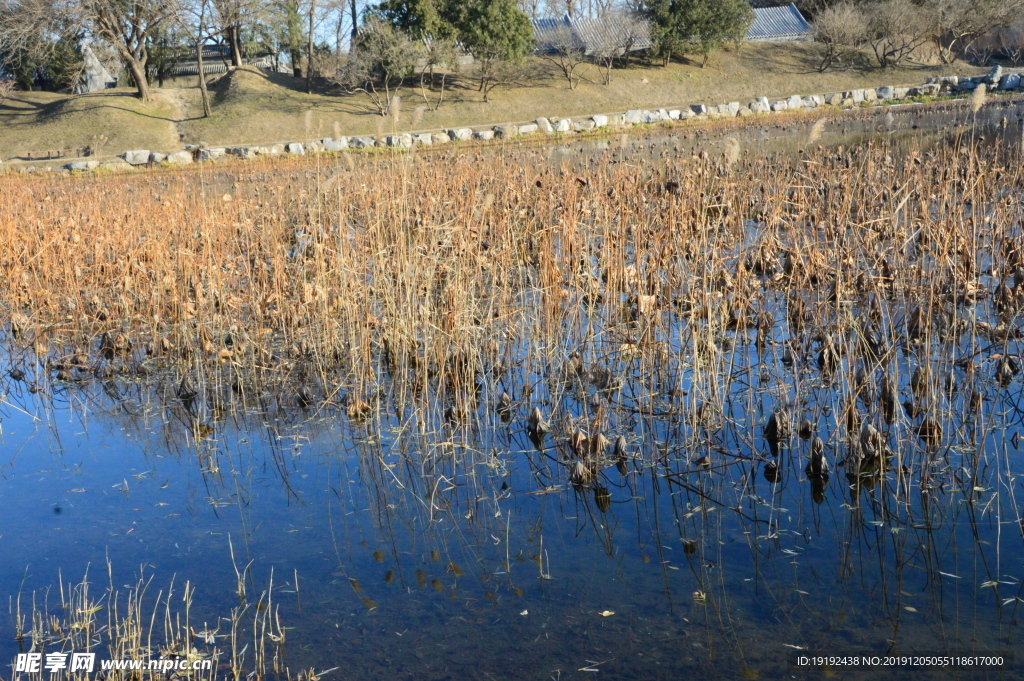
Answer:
9;560;286;681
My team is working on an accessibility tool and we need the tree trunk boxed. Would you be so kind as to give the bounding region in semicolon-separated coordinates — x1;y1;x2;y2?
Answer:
197;41;211;117
349;0;358;46
229;25;242;68
307;0;314;94
126;57;152;101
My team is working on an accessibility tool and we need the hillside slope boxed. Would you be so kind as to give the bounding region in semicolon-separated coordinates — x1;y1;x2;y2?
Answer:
0;43;985;160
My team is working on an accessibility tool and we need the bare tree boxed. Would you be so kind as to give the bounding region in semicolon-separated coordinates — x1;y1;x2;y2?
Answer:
478;57;525;102
865;0;930;68
82;0;181;100
0;0;83;90
211;0;245;66
997;24;1024;66
541;22;589;89
184;0;219;116
588;9;647;84
418;36;459;110
549;0;580;18
922;0;1024;64
813;1;867;72
518;0;542;19
333;17;418;115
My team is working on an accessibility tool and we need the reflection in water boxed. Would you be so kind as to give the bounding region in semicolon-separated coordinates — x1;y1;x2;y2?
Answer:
2;100;1024;679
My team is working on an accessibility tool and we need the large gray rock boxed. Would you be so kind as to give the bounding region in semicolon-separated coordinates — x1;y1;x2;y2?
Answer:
802;95;822;107
536;117;553;132
641;110;663;123
907;84;940;97
66;161;100;172
690;104;707;116
493;124;519;138
123;150;150;165
553;118;572;132
987;64;1003;84
592;114;609;127
199;147;226;161
998;73;1021;90
350;137;375;149
875;86;895;100
770;100;788;112
324;137;348;151
823;92;843;106
607;113;628;126
473;129;495;140
666;110;680;120
166;151;193;165
955;79;978;91
749;99;769;114
846;89;865;103
574;118;596;132
623;109;644;124
726;101;741;115
449;127;473;141
430;133;449;145
786;94;803;110
285;142;305;154
385;134;411;148
863;88;878;101
268;144;286;154
149;152;167;164
893;87;909;99
737;106;753;117
518;123;539;134
412;133;432;146
306;141;325;153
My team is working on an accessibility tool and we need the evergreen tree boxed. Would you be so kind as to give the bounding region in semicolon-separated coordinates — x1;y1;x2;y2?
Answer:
685;0;753;67
454;0;532;89
454;0;532;62
645;0;685;66
370;0;454;39
644;0;754;67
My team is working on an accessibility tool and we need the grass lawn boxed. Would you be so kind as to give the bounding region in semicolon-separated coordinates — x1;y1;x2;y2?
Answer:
0;42;986;160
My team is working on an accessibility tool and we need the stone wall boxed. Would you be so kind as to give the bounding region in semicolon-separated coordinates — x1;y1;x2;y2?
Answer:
4;66;1013;175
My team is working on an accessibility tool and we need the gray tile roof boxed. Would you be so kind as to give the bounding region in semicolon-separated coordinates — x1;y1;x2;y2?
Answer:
532;14;652;55
746;4;812;42
569;16;654;53
531;4;811;54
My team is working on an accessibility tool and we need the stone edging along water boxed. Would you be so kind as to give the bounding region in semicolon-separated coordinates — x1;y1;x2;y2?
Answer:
8;66;1020;175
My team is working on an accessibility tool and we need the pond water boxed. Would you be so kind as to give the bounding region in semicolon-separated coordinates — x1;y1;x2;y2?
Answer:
3;98;1024;681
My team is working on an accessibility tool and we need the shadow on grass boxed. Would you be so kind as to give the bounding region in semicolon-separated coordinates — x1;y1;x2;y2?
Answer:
1;92;179;126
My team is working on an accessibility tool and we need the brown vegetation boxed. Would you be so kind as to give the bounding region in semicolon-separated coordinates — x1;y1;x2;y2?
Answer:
1;122;1022;487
